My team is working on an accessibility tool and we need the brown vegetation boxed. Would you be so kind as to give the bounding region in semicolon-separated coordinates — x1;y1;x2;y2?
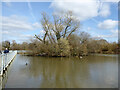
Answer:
1;12;119;56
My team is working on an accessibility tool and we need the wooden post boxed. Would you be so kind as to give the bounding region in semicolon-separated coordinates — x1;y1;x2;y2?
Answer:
0;55;3;76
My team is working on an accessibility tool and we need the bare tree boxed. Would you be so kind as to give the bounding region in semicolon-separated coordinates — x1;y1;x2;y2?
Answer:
35;11;80;44
2;40;10;50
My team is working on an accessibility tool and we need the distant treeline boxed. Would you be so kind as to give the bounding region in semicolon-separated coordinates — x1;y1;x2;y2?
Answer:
1;11;120;56
1;33;119;57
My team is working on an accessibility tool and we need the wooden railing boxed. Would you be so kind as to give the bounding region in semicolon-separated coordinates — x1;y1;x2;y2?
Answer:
0;51;17;76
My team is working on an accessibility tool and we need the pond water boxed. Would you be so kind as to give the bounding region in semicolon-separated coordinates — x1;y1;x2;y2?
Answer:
2;54;118;88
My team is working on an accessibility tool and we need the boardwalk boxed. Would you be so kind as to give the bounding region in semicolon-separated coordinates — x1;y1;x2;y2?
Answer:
0;51;17;76
0;51;17;89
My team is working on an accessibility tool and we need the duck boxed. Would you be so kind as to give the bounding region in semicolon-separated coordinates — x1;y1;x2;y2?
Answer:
26;63;28;65
80;56;83;58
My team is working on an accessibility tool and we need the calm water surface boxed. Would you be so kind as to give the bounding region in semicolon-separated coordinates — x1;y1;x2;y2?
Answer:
3;54;118;88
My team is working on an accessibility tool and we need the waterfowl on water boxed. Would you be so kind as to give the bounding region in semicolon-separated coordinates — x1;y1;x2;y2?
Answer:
80;56;82;58
26;63;28;65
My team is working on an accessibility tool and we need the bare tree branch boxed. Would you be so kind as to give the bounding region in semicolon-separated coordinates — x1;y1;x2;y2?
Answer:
35;35;43;42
